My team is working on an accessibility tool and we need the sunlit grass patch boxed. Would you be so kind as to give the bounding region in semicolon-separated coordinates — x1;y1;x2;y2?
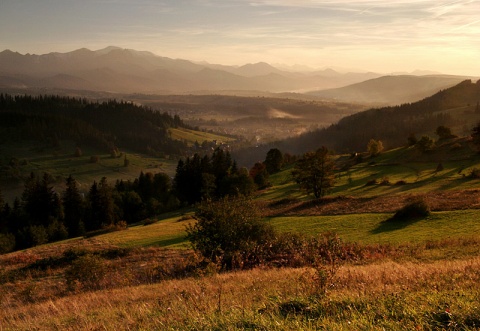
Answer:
168;127;235;146
97;215;194;249
268;209;480;245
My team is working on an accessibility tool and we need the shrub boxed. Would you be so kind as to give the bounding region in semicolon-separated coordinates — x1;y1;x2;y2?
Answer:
365;179;378;186
47;219;69;241
18;225;49;248
186;196;275;270
390;199;430;221
380;177;390;185
416;136;435;153
74;147;82;157
450;143;462;151
367;139;384;157
470;168;480;179
0;233;16;254
65;254;107;291
89;155;99;163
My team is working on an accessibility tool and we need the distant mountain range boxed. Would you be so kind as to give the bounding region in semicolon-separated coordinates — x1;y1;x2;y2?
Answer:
0;46;377;94
0;46;476;105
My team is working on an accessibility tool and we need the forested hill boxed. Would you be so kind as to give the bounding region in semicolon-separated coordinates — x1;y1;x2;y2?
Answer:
0;94;188;156
236;79;480;165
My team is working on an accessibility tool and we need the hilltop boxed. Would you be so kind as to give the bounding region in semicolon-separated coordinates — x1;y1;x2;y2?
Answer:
307;74;473;105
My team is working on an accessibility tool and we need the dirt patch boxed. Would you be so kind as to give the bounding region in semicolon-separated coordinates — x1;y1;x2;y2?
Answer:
261;189;480;216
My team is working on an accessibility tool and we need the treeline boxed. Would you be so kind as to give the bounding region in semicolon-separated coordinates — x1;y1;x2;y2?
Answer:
0;94;188;156
0;147;291;254
236;80;480;165
0;171;178;253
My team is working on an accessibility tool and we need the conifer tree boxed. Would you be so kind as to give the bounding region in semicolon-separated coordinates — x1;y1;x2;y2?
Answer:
63;175;85;237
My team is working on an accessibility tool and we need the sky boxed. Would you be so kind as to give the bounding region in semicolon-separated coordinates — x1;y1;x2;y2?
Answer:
1;0;479;75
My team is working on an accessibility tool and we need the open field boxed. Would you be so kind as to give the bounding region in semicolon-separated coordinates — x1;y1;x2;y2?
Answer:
0;140;178;203
168;127;236;146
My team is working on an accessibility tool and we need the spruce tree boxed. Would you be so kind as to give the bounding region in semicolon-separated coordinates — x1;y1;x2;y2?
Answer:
63;175;85;237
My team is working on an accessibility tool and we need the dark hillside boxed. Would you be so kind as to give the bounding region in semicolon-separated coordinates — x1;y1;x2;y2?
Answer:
0;94;188;156
236;80;480;165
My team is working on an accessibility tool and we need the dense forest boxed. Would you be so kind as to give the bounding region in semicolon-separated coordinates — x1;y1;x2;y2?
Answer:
0;94;189;157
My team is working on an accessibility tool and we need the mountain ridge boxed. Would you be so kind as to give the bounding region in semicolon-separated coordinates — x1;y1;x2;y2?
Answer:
0;47;401;95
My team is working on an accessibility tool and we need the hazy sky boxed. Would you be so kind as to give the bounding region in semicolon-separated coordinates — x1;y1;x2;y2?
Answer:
1;0;479;75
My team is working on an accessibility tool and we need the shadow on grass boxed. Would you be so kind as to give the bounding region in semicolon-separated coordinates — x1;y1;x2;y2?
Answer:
148;236;186;248
371;216;425;234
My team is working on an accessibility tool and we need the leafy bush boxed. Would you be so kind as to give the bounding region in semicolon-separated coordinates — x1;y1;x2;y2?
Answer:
186;196;275;270
390;199;430;221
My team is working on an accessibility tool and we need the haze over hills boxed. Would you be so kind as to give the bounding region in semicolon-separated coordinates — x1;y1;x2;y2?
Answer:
307;75;476;105
235;79;480;166
0;46;380;94
0;46;468;102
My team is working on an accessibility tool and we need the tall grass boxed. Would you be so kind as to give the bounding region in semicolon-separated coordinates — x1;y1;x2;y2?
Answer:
3;258;480;330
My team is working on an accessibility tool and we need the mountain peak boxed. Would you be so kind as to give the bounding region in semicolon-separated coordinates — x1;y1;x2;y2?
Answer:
235;62;282;77
95;46;122;54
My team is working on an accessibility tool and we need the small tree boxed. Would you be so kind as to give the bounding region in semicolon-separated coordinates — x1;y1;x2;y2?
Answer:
435;126;455;140
63;175;85;237
407;133;418;146
249;162;270;189
186;196;275;270
416;135;435;153
264;148;284;174
292;146;335;199
472;122;480;152
367;139;384;157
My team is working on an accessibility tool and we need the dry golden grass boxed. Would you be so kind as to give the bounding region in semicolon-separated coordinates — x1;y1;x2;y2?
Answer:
2;256;480;330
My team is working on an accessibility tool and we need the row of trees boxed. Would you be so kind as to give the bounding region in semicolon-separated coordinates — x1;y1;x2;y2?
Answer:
0;147;292;253
174;147;288;205
0;171;177;253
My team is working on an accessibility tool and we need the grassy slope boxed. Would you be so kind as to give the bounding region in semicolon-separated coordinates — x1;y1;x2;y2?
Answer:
98;212;194;249
0;128;235;202
168;127;236;146
4;137;480;330
53;139;480;251
0;140;178;202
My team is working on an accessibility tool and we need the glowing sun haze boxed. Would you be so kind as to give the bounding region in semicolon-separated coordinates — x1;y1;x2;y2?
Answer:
1;0;479;75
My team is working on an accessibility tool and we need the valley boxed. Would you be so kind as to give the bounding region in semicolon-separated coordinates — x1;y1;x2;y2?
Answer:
1;48;480;331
